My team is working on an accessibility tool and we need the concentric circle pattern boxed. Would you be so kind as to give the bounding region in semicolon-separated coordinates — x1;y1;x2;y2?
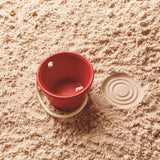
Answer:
102;74;143;108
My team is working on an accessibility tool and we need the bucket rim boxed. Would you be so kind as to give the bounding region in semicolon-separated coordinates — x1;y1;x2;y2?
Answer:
36;52;94;99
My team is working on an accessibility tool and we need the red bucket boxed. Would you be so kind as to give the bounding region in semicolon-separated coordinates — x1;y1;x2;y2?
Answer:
36;52;94;110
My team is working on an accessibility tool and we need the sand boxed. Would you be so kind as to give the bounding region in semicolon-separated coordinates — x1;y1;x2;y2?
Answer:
0;0;160;159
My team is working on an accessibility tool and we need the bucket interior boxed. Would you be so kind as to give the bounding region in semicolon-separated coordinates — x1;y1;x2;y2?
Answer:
38;53;93;97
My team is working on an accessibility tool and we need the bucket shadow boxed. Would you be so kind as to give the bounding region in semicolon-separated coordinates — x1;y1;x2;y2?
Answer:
57;97;102;134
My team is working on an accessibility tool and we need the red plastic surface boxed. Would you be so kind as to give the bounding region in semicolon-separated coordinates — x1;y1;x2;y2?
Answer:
52;80;82;96
37;52;94;110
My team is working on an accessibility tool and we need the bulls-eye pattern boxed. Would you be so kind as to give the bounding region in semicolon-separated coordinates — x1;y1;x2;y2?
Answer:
102;74;143;108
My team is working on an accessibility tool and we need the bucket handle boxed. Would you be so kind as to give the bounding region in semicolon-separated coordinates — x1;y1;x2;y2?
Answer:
36;81;88;118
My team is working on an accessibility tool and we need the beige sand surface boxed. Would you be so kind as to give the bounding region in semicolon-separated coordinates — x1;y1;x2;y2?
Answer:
0;0;160;159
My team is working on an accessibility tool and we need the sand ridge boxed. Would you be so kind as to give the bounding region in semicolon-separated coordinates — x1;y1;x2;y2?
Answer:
0;0;160;159
101;73;144;108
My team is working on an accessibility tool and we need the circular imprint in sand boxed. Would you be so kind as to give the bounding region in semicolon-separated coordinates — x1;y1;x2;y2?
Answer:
102;74;143;108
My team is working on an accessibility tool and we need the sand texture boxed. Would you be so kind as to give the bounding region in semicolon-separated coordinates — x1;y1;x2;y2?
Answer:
0;0;160;159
